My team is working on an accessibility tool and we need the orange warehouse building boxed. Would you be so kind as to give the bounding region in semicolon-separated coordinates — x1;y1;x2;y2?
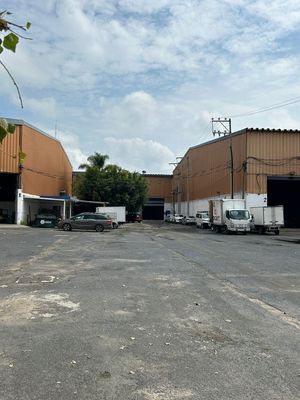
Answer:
143;174;172;219
0;119;73;224
145;128;300;227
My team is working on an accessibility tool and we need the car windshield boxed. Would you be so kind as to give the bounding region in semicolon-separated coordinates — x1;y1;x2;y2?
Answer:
229;210;250;220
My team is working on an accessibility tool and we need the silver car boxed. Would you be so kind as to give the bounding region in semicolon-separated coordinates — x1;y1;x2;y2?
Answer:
58;213;112;232
182;215;196;225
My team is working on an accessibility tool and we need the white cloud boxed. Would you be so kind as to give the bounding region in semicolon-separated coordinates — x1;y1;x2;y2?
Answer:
249;1;300;30
20;97;57;118
47;129;88;170
2;0;300;175
103;137;175;173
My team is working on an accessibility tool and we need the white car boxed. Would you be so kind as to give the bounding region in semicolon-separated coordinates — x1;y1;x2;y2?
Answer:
182;215;196;225
164;214;173;222
173;214;184;223
196;211;211;229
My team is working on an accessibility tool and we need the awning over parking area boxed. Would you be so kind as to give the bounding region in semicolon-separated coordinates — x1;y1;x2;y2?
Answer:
18;192;108;225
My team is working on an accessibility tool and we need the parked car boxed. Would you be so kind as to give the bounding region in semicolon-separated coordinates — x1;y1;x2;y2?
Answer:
164;214;173;222
57;213;112;232
196;211;211;229
96;212;119;229
33;213;60;228
126;212;143;223
182;215;196;225
173;214;184;223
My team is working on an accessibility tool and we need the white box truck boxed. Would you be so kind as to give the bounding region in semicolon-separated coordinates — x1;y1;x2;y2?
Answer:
96;206;126;228
209;199;251;234
250;206;284;235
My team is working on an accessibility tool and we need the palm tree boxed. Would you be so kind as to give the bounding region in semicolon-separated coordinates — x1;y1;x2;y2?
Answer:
79;153;109;170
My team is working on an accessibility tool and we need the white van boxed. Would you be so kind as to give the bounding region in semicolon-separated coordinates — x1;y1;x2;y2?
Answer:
196;211;210;229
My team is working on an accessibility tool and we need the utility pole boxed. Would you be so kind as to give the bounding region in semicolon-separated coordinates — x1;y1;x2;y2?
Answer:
212;117;234;199
211;117;231;136
186;156;190;216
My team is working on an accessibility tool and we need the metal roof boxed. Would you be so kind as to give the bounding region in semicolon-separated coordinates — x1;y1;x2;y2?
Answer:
184;127;300;159
143;174;172;177
245;127;300;133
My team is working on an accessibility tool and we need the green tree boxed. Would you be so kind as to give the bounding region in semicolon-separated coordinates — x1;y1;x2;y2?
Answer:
79;153;109;171
0;10;31;143
74;153;148;212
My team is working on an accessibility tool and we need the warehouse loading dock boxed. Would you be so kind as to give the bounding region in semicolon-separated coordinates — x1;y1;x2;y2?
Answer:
143;198;165;220
0;173;18;223
267;176;300;228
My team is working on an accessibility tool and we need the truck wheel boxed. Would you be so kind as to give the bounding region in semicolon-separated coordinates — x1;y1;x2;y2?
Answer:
275;230;280;235
258;227;264;235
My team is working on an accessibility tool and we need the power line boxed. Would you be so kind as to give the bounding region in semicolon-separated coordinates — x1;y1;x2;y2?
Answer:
229;95;300;118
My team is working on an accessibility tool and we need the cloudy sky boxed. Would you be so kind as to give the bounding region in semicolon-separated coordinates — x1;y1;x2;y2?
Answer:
1;0;300;173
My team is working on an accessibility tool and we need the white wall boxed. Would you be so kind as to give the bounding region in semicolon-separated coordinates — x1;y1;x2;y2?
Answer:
16;191;39;225
164;202;172;214
16;190;25;224
174;192;268;216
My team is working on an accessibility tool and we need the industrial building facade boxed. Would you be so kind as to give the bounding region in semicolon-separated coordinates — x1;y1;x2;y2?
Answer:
145;128;300;227
143;174;173;220
1;121;300;227
0;119;73;224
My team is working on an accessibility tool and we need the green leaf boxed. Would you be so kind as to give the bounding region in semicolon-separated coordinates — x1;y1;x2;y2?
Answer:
26;21;31;29
0;45;3;54
0;126;7;144
7;123;15;134
3;32;19;52
19;150;26;164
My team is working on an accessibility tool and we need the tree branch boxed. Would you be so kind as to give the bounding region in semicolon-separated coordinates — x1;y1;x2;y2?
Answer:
4;20;27;31
0;59;23;108
8;28;32;40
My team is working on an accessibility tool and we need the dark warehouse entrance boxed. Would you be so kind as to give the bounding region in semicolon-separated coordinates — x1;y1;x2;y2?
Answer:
143;197;165;220
267;176;300;228
0;173;18;223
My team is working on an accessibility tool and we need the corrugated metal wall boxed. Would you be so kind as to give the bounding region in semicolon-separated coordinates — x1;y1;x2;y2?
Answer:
145;175;172;203
174;133;247;202
21;125;73;196
0;126;20;173
246;130;300;194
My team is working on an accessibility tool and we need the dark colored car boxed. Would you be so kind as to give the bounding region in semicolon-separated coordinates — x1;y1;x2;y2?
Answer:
58;213;112;232
126;212;143;223
33;213;59;228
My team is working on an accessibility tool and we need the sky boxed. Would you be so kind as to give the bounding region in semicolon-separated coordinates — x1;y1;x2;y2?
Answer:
1;0;300;173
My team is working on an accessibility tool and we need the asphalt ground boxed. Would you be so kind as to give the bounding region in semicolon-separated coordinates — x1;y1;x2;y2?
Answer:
0;222;299;400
